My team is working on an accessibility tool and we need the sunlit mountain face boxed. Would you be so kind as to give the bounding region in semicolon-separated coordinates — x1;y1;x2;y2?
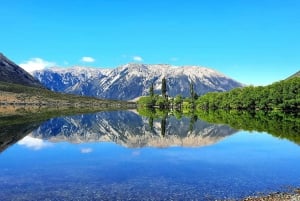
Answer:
33;64;243;100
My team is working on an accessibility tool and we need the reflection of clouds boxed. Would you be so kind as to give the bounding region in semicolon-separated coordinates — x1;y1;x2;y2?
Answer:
18;136;52;150
80;148;93;154
132;150;141;156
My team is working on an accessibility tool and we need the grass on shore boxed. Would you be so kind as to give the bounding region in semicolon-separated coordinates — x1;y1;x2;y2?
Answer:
0;81;135;107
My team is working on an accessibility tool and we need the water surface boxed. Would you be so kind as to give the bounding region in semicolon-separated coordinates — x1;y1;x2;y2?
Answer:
0;110;300;200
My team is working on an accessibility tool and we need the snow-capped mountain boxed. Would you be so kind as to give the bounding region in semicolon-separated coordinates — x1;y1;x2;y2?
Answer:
33;64;243;100
33;66;110;94
30;111;237;148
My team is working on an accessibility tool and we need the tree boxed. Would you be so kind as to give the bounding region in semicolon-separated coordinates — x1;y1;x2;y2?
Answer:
156;96;167;109
148;117;154;130
161;118;166;137
190;82;197;109
190;82;195;100
149;83;154;97
160;112;168;137
161;77;167;98
138;96;155;107
189;114;198;132
174;95;183;108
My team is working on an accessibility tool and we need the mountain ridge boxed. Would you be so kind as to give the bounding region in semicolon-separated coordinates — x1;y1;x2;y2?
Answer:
287;70;300;79
33;63;244;100
0;53;44;88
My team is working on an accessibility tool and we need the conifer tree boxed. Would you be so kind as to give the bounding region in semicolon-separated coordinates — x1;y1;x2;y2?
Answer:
190;82;195;101
149;83;154;97
161;77;167;98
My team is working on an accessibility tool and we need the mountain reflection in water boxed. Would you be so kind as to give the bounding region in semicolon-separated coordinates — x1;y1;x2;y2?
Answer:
0;122;40;153
29;111;237;148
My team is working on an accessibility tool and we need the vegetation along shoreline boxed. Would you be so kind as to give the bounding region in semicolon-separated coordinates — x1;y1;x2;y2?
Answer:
138;76;300;113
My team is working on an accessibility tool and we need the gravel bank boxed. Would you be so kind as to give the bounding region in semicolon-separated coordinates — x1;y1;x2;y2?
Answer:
242;189;300;201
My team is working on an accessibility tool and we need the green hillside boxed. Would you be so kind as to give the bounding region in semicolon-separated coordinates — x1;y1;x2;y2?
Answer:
196;77;300;111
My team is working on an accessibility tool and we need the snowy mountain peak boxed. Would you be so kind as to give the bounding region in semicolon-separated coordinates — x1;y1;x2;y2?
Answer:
38;66;111;77
116;63;227;79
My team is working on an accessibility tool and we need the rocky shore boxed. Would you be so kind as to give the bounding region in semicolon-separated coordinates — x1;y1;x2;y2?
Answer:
241;189;300;201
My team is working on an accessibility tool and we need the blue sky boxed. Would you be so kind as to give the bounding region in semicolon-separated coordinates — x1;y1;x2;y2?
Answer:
1;0;299;85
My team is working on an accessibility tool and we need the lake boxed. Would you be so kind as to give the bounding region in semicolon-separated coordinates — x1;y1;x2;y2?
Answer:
0;110;300;200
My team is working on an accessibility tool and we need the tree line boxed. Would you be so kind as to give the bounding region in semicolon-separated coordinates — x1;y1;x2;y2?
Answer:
196;77;300;111
138;77;300;112
138;77;198;109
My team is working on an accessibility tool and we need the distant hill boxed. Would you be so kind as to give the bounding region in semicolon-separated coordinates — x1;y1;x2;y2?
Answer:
0;53;43;88
287;70;300;79
34;64;244;100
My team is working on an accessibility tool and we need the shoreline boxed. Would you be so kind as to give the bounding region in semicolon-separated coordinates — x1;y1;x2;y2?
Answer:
239;189;300;201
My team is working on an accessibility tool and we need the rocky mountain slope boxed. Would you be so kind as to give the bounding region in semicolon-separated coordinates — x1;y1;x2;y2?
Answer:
30;110;237;148
287;70;300;79
0;53;43;88
33;64;243;100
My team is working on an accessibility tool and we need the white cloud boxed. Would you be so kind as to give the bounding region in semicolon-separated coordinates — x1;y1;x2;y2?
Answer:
81;56;95;63
18;136;52;150
80;148;93;154
19;58;55;74
133;56;143;62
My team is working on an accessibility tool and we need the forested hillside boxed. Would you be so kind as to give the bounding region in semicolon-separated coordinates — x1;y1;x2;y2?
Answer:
196;77;300;111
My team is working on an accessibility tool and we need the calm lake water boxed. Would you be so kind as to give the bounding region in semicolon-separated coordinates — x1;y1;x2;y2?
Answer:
1;110;300;200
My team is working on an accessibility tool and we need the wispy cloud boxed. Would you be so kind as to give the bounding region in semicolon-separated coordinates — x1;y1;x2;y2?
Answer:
19;58;55;74
80;148;93;154
132;150;141;156
63;60;69;66
170;57;179;62
81;56;95;63
133;56;143;62
17;136;52;150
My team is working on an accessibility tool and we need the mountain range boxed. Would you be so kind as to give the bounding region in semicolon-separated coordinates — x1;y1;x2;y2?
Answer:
0;53;243;100
33;64;243;100
1;53;299;102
